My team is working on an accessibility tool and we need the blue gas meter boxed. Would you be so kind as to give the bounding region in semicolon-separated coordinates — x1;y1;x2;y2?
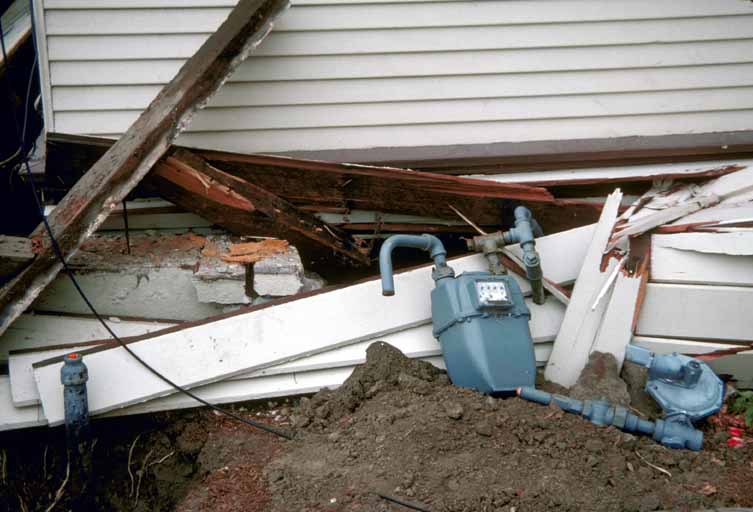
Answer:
379;207;543;394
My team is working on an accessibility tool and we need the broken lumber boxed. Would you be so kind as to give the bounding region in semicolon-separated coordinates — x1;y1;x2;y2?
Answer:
0;0;290;337
158;149;370;265
0;236;33;281
544;189;623;387
651;245;753;287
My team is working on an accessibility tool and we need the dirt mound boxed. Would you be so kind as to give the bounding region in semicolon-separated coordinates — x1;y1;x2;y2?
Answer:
290;341;446;430
268;343;753;511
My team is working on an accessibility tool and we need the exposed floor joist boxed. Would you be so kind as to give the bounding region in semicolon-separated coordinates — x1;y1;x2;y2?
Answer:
0;0;291;337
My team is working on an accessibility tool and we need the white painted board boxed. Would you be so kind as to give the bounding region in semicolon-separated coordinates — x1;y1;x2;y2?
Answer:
0;314;176;360
636;283;753;342
651;245;753;287
545;190;623;387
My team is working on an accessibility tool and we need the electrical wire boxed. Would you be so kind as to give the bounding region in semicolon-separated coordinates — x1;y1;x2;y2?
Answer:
2;4;294;441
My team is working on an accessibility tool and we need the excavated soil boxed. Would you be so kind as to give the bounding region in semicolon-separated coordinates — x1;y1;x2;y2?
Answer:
1;342;751;511
268;343;753;512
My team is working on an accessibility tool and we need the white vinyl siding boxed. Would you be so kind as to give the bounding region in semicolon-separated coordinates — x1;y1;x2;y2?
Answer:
38;0;753;154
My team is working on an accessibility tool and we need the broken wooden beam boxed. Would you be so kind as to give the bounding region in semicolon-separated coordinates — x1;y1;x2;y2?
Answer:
0;0;289;337
159;149;370;266
0;236;33;281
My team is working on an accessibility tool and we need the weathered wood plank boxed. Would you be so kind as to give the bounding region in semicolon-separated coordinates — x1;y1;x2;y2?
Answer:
161;149;370;265
0;236;33;281
0;0;290;337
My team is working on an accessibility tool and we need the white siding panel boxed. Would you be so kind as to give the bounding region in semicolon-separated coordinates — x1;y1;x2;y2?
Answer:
169;110;753;154
53;87;753;134
43;1;753;30
46;17;753;58
51;63;753;111
39;0;753;152
48;41;753;86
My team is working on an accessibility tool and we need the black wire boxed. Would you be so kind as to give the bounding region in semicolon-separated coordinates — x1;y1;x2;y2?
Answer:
122;200;131;255
377;493;433;512
4;2;294;441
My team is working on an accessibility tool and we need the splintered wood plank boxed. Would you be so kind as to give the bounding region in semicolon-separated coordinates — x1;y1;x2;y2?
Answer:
0;0;290;337
159;149;370;265
545;189;623;387
45;133;562;229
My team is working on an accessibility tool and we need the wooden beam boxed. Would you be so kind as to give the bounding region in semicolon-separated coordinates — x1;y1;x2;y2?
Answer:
160;149;370;266
0;0;290;337
0;236;33;281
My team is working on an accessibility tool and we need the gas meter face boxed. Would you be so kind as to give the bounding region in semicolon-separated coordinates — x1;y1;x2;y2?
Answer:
475;280;511;306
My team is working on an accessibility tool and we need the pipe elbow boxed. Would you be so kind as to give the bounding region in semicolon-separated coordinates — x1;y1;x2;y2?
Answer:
379;234;447;296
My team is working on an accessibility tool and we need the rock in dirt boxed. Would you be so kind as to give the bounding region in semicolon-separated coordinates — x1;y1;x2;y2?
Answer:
445;401;464;420
570;351;631;406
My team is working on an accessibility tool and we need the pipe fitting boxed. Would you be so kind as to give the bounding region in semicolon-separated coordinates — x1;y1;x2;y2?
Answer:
379;234;452;296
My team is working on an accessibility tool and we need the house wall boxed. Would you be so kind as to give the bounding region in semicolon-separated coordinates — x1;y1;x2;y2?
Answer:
36;0;753;155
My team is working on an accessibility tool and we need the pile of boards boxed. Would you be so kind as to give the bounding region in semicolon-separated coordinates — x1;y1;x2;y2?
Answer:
2;161;753;431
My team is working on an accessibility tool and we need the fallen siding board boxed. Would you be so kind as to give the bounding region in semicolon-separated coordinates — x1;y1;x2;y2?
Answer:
227;304;563;380
631;336;743;355
52;64;753;111
49;41;753;85
590;269;646;369
0;0;289;338
33;234;576;425
670;203;753;225
651;246;753;286
636;283;753;342
0;377;47;431
0;314;177;360
652;232;753;256
54;87;753;134
9;346;92;406
545;190;623;387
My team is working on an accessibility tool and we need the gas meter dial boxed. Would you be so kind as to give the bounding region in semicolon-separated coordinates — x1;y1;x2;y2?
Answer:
475;280;511;307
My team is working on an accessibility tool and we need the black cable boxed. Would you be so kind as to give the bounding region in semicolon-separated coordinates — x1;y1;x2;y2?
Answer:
4;4;294;440
122;200;131;255
377;493;433;512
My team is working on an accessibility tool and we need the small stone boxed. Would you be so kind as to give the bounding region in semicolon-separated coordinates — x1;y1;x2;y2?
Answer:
291;414;311;428
484;396;499;411
445;402;464;420
446;478;461;491
584;439;603;453
475;420;493;437
314;405;330;419
327;432;341;443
